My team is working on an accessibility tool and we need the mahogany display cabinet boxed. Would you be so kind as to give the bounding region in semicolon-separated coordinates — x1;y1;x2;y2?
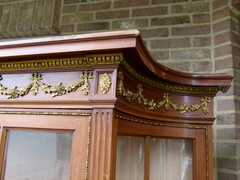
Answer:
0;30;232;180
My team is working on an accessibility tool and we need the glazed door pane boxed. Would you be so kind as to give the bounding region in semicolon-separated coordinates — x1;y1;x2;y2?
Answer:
116;136;145;180
150;138;193;180
3;130;72;180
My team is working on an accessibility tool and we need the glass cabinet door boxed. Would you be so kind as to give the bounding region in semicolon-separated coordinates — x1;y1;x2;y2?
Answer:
3;130;73;180
150;138;193;180
116;136;193;180
0;114;90;180
116;136;145;180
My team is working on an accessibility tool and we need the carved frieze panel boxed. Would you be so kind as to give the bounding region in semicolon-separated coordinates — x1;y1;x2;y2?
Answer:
117;71;212;114
0;71;93;99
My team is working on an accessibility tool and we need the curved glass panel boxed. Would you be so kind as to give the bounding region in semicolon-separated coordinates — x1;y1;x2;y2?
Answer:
116;136;144;180
150;138;193;180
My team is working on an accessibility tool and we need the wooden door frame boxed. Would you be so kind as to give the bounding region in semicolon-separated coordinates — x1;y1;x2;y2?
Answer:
116;118;208;180
0;112;91;180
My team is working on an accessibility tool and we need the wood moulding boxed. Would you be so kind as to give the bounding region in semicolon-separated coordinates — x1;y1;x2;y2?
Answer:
0;53;123;72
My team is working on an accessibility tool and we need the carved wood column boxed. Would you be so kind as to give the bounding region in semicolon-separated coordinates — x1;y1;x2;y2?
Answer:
88;109;117;180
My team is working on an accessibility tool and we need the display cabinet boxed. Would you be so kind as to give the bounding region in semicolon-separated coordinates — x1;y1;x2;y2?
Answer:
0;30;232;180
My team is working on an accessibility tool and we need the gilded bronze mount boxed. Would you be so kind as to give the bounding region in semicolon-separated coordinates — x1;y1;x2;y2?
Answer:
117;72;212;114
0;71;93;99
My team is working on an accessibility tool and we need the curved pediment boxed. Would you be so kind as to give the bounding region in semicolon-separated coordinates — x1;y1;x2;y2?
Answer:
0;30;232;89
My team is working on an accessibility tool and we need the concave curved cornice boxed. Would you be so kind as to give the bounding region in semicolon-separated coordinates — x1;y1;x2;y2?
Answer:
0;29;232;90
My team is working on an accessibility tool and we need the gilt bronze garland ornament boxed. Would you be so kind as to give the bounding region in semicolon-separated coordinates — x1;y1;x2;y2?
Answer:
117;72;211;114
0;71;93;99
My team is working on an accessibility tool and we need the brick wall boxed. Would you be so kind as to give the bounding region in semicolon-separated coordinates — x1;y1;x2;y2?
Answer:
212;0;240;179
61;0;213;73
0;0;62;38
0;0;239;179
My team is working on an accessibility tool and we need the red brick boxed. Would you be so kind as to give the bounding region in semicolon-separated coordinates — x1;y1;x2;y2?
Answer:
213;0;229;10
64;0;75;4
150;50;169;60
217;128;236;140
213;19;231;33
53;0;62;32
234;84;240;96
64;0;94;4
232;0;240;6
233;56;240;69
151;16;190;26
151;38;190;49
214;45;232;58
234;69;240;83
96;10;129;20
114;0;149;8
1;4;11;37
140;28;169;38
112;19;148;29
8;3;19;36
0;0;19;2
235;90;240;102
217;99;235;111
62;5;77;13
236;99;240;110
42;0;54;29
232;46;240;58
231;19;239;32
172;25;210;36
161;62;191;72
152;0;187;4
62;13;93;23
218;172;240;180
77;22;109;31
231;32;240;44
214;32;231;45
193;36;211;47
32;0;44;33
193;14;210;23
217;157;240;171
232;1;240;11
213;7;230;21
171;49;211;59
218;83;234;96
77;2;111;11
132;7;168;17
217;113;236;125
16;2;27;36
0;0;61;38
235;72;240;84
0;6;2;28
217;142;238;155
60;24;75;33
237;113;240;125
192;61;212;72
172;2;209;13
25;2;35;32
0;6;4;35
230;8;239;20
215;57;233;70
